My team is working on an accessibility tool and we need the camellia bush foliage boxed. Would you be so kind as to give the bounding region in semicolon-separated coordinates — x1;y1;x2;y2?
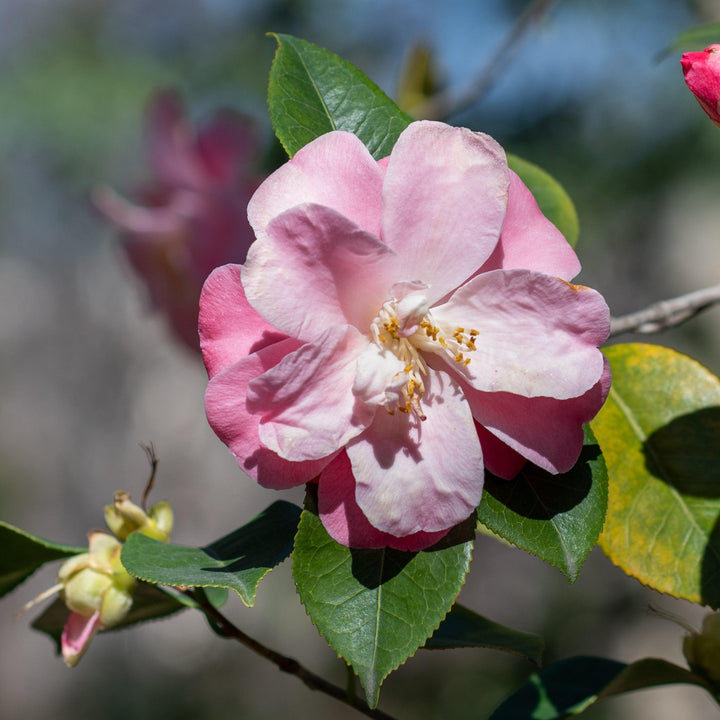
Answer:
4;27;720;719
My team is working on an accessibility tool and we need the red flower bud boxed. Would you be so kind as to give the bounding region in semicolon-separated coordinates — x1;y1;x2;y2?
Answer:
681;44;720;128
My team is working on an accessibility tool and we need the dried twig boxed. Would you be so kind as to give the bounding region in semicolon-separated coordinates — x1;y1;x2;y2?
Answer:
415;0;560;120
609;284;720;337
140;443;159;511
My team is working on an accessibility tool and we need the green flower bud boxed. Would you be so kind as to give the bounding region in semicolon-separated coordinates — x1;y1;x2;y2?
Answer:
148;501;174;539
683;612;720;686
104;491;173;542
59;531;135;629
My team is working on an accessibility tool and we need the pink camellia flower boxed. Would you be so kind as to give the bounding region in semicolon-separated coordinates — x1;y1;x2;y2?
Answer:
200;121;611;551
96;90;260;351
681;45;720;128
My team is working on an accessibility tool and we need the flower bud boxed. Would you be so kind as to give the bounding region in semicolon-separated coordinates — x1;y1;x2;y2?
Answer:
681;45;720;128
148;500;174;538
104;491;173;541
57;531;135;666
683;611;720;686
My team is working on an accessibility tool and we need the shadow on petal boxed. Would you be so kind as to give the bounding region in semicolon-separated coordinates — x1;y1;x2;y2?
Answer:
365;409;424;469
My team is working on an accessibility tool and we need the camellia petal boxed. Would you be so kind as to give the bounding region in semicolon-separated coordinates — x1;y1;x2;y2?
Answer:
61;610;103;668
318;452;449;550
201;119;611;549
478;170;581;280
432;269;609;399
205;338;333;488
146;90;205;190
347;368;483;537
98;90;259;354
196;112;260;186
248;130;384;239
242;204;398;341
473;422;527;480
466;357;611;474
247;326;376;461
199;264;288;378
681;45;720;128
380;121;509;304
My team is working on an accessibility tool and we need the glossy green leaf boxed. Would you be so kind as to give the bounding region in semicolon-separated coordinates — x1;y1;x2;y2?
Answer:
30;583;228;653
663;23;720;57
506;153;580;247
425;603;543;665
268;33;412;159
590;343;720;607
477;426;607;582
489;656;714;719
121;500;301;606
292;495;474;707
0;521;84;598
267;34;580;259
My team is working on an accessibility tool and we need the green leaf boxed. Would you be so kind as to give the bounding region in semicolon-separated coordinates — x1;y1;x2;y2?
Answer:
662;23;720;57
120;500;301;606
268;33;412;159
477;426;607;582
266;34;580;259
598;658;714;699
292;495;474;707
506;153;580;247
590;343;720;607
425;603;544;665
0;521;85;598
489;656;714;719
30;582;220;653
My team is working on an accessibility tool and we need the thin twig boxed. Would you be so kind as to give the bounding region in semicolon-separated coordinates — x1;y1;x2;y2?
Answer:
140;443;159;511
415;0;560;120
184;589;398;720
609;284;720;337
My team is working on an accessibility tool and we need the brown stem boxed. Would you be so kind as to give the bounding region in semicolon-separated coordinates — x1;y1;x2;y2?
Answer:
184;589;398;720
609;284;720;337
415;0;560;120
140;443;159;511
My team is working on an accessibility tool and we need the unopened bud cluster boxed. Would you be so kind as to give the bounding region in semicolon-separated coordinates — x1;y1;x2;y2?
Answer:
27;491;174;667
57;532;134;666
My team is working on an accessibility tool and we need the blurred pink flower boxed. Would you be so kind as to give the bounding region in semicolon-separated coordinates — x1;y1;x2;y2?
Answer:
681;45;720;128
96;90;260;351
200;121;610;550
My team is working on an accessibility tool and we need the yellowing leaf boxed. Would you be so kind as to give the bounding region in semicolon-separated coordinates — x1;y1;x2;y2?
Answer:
590;343;720;606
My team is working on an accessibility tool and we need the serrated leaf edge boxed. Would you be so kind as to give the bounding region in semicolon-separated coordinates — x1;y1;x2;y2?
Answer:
291;513;474;707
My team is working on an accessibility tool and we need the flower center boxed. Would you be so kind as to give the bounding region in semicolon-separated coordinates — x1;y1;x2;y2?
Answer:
369;291;478;419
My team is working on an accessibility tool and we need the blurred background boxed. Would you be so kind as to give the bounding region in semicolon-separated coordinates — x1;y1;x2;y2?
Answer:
2;0;720;718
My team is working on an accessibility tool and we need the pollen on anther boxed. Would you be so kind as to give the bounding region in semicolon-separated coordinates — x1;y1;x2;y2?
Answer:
469;329;479;336
462;357;471;366
454;352;464;363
